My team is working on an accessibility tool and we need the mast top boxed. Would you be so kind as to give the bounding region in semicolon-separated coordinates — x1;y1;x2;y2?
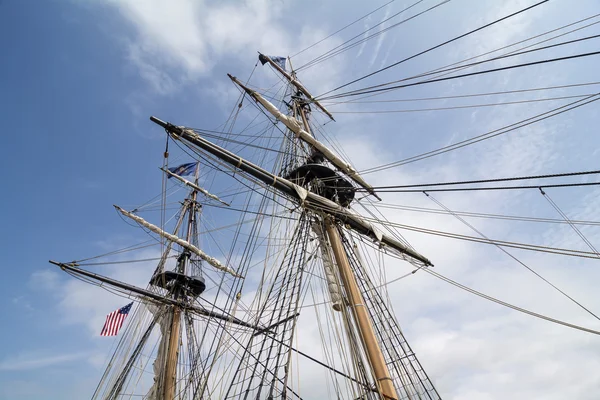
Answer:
257;52;335;121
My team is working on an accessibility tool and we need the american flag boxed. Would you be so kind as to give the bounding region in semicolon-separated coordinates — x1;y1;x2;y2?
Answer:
100;302;133;337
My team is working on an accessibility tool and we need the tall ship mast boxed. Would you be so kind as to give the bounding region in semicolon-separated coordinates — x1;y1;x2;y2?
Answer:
50;54;441;399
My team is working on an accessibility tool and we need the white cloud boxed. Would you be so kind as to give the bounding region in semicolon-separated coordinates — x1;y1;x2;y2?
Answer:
0;351;90;371
103;0;293;93
369;6;390;68
29;268;61;291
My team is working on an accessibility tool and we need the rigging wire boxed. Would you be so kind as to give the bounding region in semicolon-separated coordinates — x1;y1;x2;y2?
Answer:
358;93;600;174
316;0;550;99
319;51;600;100
296;0;445;71
364;181;600;193
321;81;600;105
325;21;600;102
76;256;177;266
290;0;398;58
539;188;600;256
329;93;596;114
422;266;600;336
321;14;600;106
349;237;600;337
425;192;600;322
360;168;600;190
301;199;599;259
365;202;600;226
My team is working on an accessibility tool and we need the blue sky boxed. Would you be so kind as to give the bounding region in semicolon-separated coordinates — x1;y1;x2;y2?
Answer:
2;0;600;399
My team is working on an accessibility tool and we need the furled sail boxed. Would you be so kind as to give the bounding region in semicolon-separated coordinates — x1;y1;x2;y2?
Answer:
228;74;380;200
312;222;342;311
145;304;168;400
114;205;243;278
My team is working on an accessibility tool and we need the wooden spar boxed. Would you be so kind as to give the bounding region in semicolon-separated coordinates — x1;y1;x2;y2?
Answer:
324;218;398;400
226;75;381;201
258;52;335;121
49;261;261;329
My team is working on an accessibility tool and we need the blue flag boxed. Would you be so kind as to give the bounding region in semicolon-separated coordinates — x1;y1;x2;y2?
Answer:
270;56;286;71
168;162;198;178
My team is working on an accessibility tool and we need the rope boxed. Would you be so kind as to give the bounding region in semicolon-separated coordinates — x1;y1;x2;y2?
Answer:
358;93;600;174
316;0;550;98
365;181;600;193
320;51;600;100
539;188;600;256
426;193;600;323
290;0;398;58
358;168;600;190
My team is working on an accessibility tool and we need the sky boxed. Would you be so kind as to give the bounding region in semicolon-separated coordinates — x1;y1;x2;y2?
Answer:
1;0;600;399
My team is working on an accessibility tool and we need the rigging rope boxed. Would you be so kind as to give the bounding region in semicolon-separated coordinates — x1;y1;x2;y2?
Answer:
363;181;600;193
539;188;600;256
423;267;600;336
324;29;600;101
322;81;600;105
358;93;600;174
321;14;600;106
359;168;600;190
426;192;600;322
316;0;550;99
302;200;599;259
329;94;596;114
290;0;398;58
296;0;446;72
365;202;600;226
319;51;600;100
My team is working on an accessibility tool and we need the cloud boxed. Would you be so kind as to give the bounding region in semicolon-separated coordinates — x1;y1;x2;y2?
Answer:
369;6;390;68
0;351;90;371
29;269;61;291
103;0;292;93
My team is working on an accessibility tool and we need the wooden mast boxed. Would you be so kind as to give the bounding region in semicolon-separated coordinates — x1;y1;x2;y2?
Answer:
325;219;398;400
163;165;199;400
291;91;398;398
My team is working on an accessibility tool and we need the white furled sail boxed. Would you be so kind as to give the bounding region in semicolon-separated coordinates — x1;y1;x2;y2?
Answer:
312;222;342;311
161;168;230;207
146;304;168;400
228;74;380;200
114;205;243;278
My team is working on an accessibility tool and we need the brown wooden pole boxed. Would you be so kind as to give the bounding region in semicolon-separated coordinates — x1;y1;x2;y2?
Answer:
163;306;181;400
324;218;398;400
